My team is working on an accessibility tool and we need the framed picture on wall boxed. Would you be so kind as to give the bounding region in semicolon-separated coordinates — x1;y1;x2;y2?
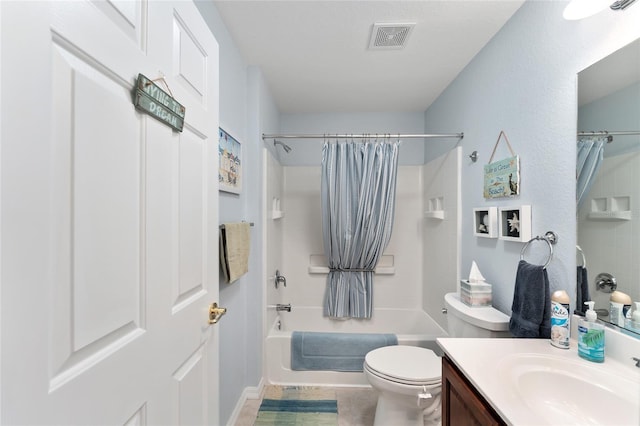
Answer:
499;205;531;242
473;207;497;238
218;128;242;194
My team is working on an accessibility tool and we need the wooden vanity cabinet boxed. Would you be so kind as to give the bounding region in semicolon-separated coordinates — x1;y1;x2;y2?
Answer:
441;355;506;426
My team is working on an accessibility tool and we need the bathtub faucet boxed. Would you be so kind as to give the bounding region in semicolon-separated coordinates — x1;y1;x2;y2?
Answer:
274;270;287;289
276;304;291;312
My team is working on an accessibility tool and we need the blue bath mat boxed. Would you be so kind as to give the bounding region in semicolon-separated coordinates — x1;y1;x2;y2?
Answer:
291;331;397;372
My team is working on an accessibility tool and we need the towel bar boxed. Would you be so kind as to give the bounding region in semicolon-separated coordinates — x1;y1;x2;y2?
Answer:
219;222;254;229
520;231;558;269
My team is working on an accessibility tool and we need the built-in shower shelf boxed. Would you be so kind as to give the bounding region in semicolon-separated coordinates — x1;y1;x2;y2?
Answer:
588;197;631;221
425;197;445;220
424;210;445;220
307;254;395;275
587;211;631;221
272;197;284;219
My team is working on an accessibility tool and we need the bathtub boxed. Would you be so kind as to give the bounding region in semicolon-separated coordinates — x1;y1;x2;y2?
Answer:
265;307;447;386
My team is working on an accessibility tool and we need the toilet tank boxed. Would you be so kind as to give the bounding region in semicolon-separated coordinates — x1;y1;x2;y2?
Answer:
444;292;511;338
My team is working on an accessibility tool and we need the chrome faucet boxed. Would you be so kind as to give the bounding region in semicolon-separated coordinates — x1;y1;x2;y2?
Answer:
275;270;287;289
276;304;291;312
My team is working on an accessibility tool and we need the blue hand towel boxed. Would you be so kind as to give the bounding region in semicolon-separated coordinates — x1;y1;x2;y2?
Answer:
509;260;551;338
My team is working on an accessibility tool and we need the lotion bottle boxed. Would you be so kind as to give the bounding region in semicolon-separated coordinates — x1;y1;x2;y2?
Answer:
550;290;570;349
578;301;605;363
610;291;632;327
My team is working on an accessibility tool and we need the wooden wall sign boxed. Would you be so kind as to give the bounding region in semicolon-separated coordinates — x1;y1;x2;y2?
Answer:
483;131;520;199
134;74;185;132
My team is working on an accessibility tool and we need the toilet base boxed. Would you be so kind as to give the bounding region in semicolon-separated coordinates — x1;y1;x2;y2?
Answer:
372;392;441;426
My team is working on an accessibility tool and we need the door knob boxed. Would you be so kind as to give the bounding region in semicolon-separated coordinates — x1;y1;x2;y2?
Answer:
209;302;227;325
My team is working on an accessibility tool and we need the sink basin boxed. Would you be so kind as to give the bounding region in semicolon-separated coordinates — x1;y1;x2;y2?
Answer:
500;354;640;425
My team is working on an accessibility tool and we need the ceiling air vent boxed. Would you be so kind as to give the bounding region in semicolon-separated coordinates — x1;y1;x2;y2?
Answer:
368;23;416;50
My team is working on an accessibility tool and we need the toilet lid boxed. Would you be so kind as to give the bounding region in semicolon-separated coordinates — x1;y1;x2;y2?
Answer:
364;346;440;384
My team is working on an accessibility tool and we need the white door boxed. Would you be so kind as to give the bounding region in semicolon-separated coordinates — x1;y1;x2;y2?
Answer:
0;1;220;424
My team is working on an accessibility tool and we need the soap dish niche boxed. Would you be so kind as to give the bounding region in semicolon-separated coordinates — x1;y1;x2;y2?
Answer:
271;197;284;220
425;196;445;220
588;196;631;221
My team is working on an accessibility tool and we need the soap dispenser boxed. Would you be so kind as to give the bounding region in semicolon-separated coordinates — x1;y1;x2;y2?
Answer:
578;301;605;363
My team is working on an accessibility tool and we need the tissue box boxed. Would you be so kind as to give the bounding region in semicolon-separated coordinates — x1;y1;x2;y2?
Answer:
460;280;492;307
460;279;492;293
461;288;492;306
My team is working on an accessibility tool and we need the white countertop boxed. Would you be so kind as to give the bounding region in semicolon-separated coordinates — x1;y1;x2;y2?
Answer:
437;337;640;426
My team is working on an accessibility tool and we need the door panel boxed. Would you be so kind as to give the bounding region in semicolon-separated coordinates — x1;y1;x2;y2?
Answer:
49;11;146;396
1;1;219;424
92;0;147;49
176;129;206;307
172;345;207;425
173;14;207;101
148;4;220;424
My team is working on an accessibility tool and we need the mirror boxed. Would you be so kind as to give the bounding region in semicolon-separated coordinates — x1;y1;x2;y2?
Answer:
576;38;640;335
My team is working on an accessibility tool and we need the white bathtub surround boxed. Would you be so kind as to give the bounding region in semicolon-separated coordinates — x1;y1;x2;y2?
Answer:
264;152;285;338
265;307;446;386
422;148;461;330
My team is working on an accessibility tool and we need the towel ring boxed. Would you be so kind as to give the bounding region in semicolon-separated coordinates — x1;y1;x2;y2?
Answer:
520;231;558;269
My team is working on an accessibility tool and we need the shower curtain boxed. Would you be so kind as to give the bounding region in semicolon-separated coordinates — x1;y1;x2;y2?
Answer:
321;140;399;319
576;137;606;208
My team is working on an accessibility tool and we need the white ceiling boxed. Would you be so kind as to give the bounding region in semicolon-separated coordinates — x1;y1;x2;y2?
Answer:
213;0;526;113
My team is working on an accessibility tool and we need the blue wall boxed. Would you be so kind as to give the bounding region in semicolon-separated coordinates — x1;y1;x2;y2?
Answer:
195;2;279;424
423;0;640;312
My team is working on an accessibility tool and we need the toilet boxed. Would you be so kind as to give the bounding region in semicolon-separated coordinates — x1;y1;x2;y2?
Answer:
363;292;511;426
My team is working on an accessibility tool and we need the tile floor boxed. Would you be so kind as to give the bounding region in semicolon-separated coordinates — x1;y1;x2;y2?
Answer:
234;386;378;426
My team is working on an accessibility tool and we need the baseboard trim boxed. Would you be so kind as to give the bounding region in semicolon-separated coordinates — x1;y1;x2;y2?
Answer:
225;377;265;426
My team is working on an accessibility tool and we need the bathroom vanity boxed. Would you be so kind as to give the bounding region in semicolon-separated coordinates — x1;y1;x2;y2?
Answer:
441;355;504;426
438;332;640;426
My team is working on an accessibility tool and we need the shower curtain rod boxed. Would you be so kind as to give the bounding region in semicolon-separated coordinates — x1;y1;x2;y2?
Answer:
578;130;640;138
262;132;464;140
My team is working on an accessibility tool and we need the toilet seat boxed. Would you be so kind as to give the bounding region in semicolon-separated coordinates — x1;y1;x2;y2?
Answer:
364;346;441;386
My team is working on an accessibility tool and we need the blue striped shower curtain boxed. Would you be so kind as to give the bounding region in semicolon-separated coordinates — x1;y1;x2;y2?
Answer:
321;140;399;319
577;137;606;208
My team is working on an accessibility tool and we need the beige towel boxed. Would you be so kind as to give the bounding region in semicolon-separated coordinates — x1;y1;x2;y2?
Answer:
220;222;251;283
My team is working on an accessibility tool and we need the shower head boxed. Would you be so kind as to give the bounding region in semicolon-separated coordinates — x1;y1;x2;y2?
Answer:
274;140;292;153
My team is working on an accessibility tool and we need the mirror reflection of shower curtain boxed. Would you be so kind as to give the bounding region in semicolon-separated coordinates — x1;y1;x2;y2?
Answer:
321;140;399;319
576;137;606;208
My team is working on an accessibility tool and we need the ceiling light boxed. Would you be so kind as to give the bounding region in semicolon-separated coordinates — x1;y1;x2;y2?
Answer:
610;0;638;10
563;0;638;20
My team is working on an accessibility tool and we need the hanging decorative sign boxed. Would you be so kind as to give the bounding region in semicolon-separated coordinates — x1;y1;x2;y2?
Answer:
483;131;520;199
134;73;185;132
